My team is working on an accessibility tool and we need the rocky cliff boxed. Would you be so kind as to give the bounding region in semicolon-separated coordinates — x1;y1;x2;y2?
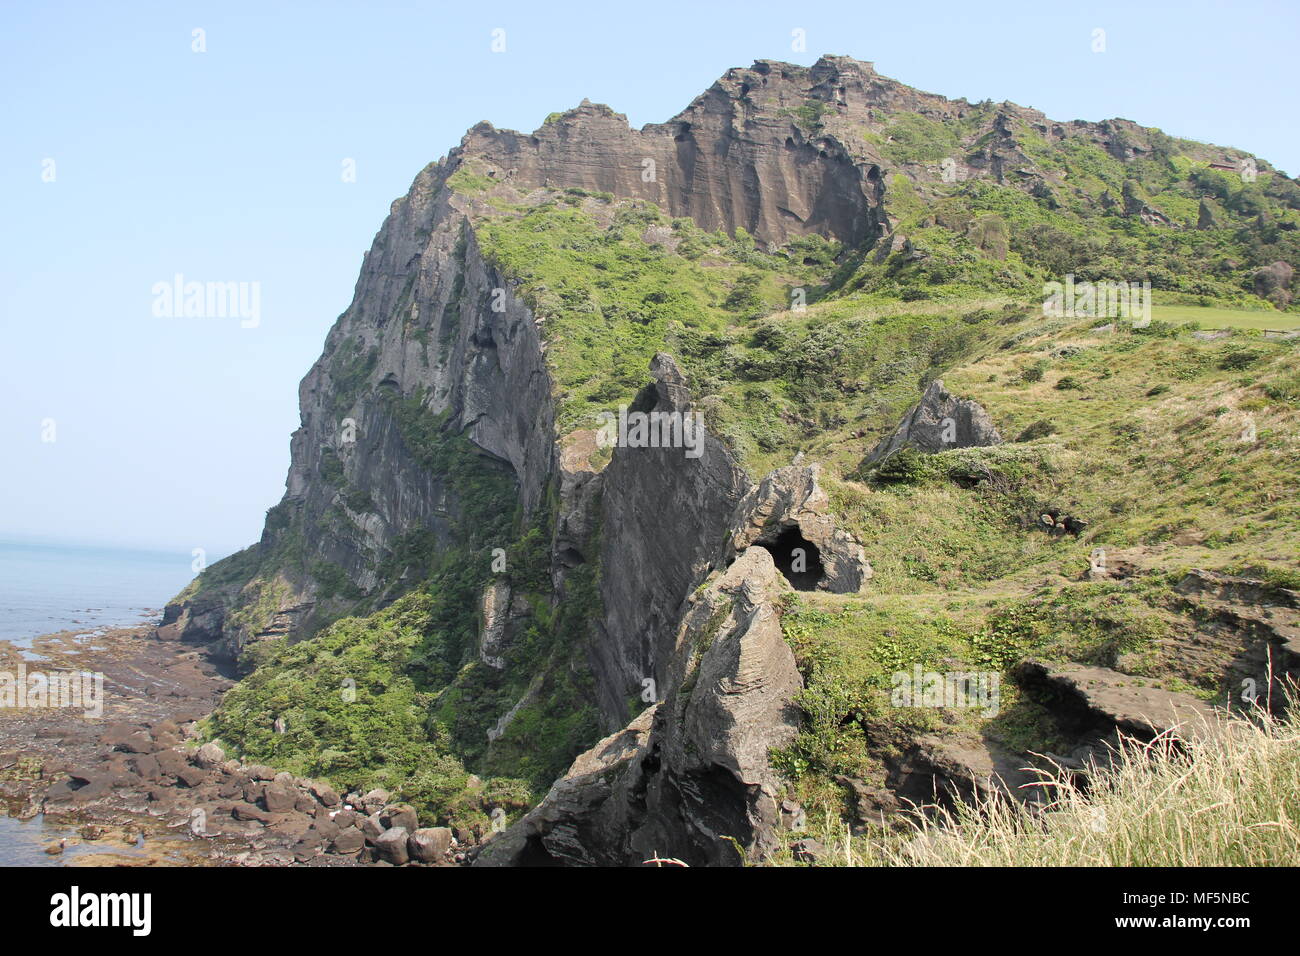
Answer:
164;53;1300;866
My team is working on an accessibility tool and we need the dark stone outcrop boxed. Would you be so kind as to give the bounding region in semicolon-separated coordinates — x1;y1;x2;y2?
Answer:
1172;569;1300;713
1015;659;1221;740
725;464;870;593
588;354;750;728
866;379;1002;464
476;547;801;867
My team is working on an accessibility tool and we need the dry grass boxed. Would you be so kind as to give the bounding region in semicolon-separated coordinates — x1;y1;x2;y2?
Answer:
844;703;1300;866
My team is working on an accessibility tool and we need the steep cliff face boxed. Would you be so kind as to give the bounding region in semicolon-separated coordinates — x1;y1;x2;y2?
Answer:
458;56;887;249
476;546;804;867
168;51;1285;656
169;55;917;666
586;354;750;727
167;164;559;654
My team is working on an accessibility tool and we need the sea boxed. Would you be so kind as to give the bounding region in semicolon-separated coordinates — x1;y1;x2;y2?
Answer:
0;536;200;863
0;537;197;649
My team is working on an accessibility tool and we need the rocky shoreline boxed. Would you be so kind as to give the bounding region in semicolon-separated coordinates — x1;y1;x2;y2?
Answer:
0;625;479;867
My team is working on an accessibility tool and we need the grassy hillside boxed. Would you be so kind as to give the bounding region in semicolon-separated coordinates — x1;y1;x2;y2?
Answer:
766;310;1300;854
186;81;1300;849
781;702;1300;866
843;111;1300;312
1153;304;1300;330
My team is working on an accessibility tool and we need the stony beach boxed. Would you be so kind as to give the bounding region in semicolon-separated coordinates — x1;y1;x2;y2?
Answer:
0;625;478;866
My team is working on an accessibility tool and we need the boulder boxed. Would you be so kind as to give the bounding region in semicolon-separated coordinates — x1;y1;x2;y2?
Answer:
359;812;386;842
118;732;157;755
408;827;453;863
330;829;366;855
128;754;161;782
308;780;341;807
791;838;825;863
268;812;314;843
374;826;410;865
194;742;225;769
331;809;359;829
155;749;188;778
866;379;1002;464
98;724;139;750
381;803;418;832
233;804;273;825
312;818;341;842
262;785;297;813
175;766;208;788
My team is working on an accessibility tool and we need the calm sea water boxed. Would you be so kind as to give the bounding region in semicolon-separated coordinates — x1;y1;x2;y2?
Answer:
0;537;198;647
0;538;200;864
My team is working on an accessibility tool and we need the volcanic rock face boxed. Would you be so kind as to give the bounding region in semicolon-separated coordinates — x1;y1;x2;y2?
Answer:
284;214;557;590
164;53;1182;651
587;354;750;727
726;464;871;593
159;55;952;862
476;547;801;867
458;57;889;248
866;379;1002;464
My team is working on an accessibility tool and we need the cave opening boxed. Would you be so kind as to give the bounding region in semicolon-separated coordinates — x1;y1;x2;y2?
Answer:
756;525;823;591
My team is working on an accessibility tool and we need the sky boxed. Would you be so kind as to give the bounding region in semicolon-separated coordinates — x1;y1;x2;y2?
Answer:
2;0;1296;555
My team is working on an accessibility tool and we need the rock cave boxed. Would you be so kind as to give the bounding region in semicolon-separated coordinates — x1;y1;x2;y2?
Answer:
755;525;824;591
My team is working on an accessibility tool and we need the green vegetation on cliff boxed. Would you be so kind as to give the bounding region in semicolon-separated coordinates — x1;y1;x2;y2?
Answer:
767;310;1300;855
846;126;1300;308
205;395;604;825
187;67;1300;857
476;196;1019;475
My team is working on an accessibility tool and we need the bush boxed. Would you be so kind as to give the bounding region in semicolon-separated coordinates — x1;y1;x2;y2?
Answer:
1219;348;1263;370
873;447;934;484
1020;362;1047;384
1016;419;1056;442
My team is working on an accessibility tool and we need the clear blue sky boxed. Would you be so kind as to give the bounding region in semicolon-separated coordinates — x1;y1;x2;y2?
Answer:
2;0;1295;555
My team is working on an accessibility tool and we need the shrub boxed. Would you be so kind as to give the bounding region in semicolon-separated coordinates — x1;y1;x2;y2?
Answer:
1219;348;1263;370
1016;420;1056;442
1020;362;1047;384
873;447;934;484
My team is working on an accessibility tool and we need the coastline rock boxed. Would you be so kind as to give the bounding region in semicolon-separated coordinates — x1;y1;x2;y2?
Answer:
409;827;453;863
194;742;225;769
374;826;411;865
